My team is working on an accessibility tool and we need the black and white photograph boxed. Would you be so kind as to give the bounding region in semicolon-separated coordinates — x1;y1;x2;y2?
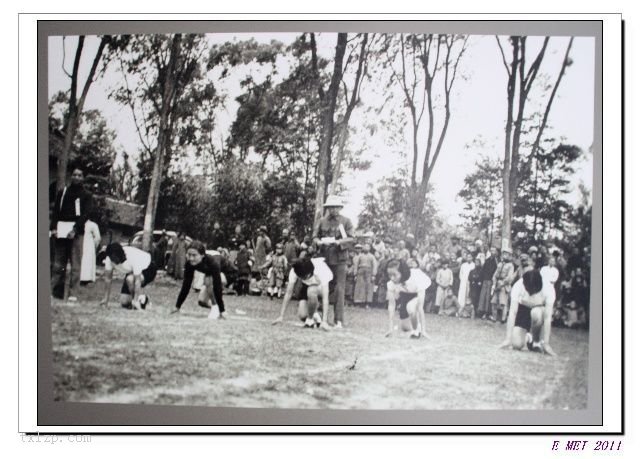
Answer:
46;25;595;413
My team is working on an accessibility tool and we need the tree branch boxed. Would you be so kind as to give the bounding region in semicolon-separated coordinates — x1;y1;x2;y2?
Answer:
524;37;550;95
69;36;85;107
117;53;153;154
495;36;511;76
447;36;468;93
76;36;109;116
529;37;574;160
61;36;72;78
310;33;325;101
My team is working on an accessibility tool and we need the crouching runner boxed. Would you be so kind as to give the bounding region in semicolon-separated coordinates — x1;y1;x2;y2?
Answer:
171;241;227;319
100;243;157;309
385;259;430;339
271;257;332;331
499;269;557;356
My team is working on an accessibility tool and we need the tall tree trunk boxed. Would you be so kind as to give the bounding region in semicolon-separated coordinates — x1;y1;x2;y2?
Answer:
403;35;466;238
499;36;571;250
500;37;520;251
329;122;348;195
313;33;347;226
329;34;369;195
533;151;539;241
141;34;182;252
56;36;108;193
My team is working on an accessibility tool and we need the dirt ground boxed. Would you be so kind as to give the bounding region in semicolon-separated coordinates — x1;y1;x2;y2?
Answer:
51;273;589;410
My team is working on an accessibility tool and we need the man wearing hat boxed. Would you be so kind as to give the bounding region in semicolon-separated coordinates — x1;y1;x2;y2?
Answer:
489;243;515;323
312;194;354;328
253;225;271;274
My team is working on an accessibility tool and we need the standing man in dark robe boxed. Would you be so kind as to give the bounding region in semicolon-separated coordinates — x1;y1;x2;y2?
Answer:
211;221;226;251
478;246;498;320
312;195;354;329
155;229;169;270
253;225;271;275
281;228;300;275
50;168;93;301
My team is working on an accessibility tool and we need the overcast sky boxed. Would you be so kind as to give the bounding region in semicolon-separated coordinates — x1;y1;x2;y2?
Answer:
48;32;595;226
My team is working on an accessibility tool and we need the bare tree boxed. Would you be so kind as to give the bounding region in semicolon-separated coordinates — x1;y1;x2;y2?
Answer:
329;33;371;195
384;34;468;235
56;36;110;193
112;34;212;251
496;36;574;248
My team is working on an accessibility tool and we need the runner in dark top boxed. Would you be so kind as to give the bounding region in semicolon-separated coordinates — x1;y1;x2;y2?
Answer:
171;241;226;318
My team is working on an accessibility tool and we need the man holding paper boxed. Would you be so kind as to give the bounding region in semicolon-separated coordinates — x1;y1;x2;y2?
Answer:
50;168;93;300
312;194;354;328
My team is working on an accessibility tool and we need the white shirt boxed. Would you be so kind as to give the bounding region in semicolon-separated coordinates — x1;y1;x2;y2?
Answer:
540;266;559;285
288;257;333;287
387;268;432;297
104;246;151;276
420;252;440;270
510;277;556;309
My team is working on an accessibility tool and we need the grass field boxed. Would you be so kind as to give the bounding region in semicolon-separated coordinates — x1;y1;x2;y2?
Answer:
51;273;589;410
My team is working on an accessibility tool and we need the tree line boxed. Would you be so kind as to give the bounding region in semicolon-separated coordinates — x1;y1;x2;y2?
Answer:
50;32;587;252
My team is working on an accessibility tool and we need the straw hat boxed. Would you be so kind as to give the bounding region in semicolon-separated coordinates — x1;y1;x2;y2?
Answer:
323;195;344;208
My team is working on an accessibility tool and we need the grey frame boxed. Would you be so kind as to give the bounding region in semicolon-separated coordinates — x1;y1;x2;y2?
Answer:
37;20;604;428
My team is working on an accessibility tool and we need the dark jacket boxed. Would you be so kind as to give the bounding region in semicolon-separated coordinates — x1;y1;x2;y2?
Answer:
468;266;482;290
211;230;226;250
51;184;92;234
235;249;252;275
282;238;300;263
480;256;498;282
312;214;354;265
175;254;225;311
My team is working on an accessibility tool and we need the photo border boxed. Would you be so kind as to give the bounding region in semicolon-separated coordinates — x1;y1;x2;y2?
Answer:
31;18;613;432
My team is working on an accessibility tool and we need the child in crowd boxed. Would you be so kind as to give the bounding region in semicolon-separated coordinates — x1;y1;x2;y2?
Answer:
345;247;358;307
424;258;439;313
490;249;514;323
435;259;453;314
234;243;252;296
353;243;378;309
249;274;263;296
396;240;410;261
261;243;289;299
374;249;391;308
440;287;462;317
564;300;588;328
